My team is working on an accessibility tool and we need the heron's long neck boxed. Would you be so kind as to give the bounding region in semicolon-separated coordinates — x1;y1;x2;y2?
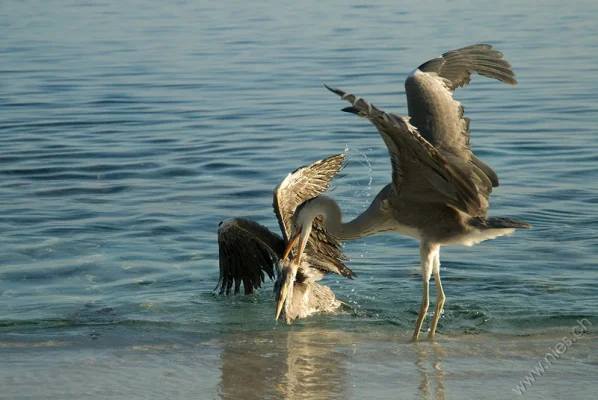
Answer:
308;195;385;241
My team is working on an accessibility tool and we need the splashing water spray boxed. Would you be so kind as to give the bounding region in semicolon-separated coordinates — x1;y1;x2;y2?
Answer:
347;146;373;255
334;147;374;309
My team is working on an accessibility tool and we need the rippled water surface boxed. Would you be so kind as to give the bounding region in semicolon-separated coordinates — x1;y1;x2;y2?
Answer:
2;0;597;398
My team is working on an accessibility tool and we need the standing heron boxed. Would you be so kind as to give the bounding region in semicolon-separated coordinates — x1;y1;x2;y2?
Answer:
280;44;531;340
216;151;354;323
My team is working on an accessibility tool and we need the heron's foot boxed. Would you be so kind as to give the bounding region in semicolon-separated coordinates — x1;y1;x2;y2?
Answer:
411;330;421;342
428;301;445;339
412;330;439;342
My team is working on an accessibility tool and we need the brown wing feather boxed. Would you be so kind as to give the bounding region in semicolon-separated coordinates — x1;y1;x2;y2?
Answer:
216;217;284;295
326;85;482;216
273;152;346;241
405;44;516;200
306;214;353;278
415;44;517;90
273;152;354;278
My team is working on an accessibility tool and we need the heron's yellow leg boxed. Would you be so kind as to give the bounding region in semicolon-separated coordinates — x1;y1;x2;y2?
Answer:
429;249;445;339
412;241;438;341
412;278;429;341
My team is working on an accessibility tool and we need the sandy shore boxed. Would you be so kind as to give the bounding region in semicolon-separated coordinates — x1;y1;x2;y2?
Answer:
1;326;595;399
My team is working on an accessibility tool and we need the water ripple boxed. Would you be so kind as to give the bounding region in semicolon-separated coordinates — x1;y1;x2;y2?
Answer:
1;0;597;345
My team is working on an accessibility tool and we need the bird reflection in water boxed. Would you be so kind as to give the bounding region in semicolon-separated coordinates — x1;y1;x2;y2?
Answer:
415;342;447;400
218;329;346;400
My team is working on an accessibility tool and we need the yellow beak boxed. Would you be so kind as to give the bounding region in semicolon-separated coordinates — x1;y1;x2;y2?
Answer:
277;228;303;321
282;227;301;261
275;283;288;321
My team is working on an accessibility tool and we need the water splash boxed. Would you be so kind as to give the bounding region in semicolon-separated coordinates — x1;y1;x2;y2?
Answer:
334;147;376;307
340;147;374;210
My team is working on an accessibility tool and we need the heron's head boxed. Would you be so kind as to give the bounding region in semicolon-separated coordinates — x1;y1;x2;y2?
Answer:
275;258;298;321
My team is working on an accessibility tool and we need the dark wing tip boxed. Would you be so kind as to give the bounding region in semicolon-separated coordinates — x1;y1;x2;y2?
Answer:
469;216;532;230
325;84;344;97
416;43;518;89
341;106;359;114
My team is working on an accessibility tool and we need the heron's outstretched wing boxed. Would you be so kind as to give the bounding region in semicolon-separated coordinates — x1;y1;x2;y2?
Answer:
327;85;482;216
273;152;354;278
405;44;516;198
216;217;285;295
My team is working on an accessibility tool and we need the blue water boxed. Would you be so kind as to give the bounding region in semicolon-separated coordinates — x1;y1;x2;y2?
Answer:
2;0;597;398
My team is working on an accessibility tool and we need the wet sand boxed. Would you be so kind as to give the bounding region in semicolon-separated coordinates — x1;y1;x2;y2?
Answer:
1;327;595;399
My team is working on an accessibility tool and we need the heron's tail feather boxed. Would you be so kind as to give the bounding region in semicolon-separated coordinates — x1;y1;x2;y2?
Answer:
469;216;532;230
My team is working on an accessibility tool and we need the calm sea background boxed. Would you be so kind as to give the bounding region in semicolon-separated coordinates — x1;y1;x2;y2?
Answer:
1;0;597;399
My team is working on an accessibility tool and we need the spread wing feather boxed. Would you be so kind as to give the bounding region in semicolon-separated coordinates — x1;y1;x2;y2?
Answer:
326;85;482;216
273;152;354;278
405;44;517;199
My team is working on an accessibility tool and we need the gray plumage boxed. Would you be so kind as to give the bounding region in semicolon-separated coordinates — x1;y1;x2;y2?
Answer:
405;44;516;200
332;85;531;240
274;259;342;324
286;44;530;340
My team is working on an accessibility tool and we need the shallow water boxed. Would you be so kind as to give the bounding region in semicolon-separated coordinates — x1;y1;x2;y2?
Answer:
1;328;596;399
2;0;598;398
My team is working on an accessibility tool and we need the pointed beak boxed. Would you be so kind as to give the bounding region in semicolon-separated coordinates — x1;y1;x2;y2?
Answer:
275;261;296;321
275;282;288;321
277;227;308;321
282;227;301;261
